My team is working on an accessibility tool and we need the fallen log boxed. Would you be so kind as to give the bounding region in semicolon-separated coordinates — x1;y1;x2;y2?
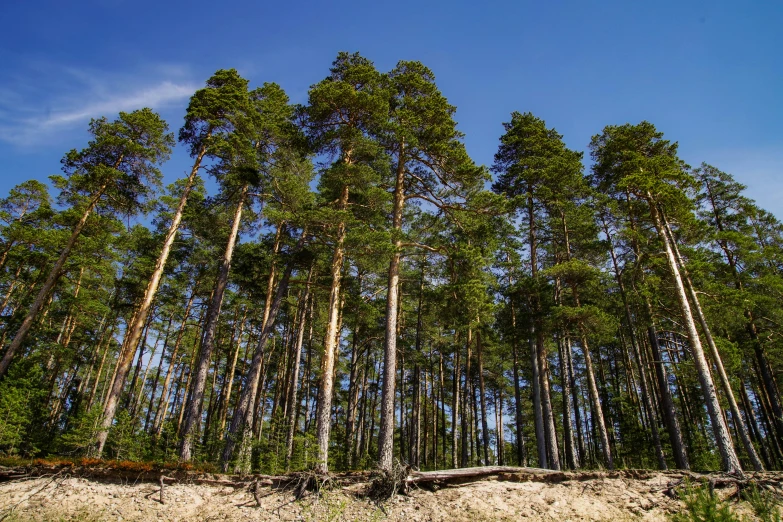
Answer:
408;466;560;485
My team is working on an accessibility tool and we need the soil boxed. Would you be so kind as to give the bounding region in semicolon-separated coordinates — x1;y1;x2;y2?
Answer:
0;468;777;521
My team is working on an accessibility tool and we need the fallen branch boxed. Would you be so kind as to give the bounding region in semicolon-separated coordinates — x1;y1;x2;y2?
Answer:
0;470;68;522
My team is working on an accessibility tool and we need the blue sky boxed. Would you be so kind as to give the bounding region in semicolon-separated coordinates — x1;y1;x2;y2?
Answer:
1;0;782;216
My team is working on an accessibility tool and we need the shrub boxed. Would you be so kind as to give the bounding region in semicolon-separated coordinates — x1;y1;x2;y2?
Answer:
670;482;742;522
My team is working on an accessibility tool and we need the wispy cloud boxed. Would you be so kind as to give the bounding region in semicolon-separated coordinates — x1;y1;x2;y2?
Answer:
0;61;198;147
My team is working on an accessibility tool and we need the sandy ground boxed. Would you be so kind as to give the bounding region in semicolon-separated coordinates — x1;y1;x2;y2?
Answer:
0;471;767;521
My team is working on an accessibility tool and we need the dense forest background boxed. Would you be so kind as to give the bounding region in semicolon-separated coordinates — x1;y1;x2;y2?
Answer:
0;52;781;476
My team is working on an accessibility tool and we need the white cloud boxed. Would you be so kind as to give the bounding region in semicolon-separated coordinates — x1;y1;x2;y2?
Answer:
39;81;195;128
0;62;198;147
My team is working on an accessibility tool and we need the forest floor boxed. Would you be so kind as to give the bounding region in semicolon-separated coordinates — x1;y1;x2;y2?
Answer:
0;464;780;521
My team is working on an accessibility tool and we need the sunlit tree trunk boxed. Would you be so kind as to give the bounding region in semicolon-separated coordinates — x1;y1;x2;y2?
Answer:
97;147;205;454
180;183;248;461
648;198;742;474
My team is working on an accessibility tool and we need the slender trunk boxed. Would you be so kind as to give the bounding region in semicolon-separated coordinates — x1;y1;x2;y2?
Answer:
602;216;666;469
345;279;362;467
567;337;585;466
530;330;546;468
648;198;741;474
87;322;116;411
559;336;577;469
180;184;248;460
538;331;560;470
218;307;247;440
577;334;612;469
221;230;306;473
527;188;555;468
412;264;425;469
285;269;313;468
97;149;204;454
496;387;504;465
461;328;472;467
451;333;460;469
315;184;350;474
509;297;526;466
477;330;490;466
378;140;406;471
704;178;783;443
153;289;197;437
662;212;762;471
125;317;153;410
560;210;608;468
145;315;174;431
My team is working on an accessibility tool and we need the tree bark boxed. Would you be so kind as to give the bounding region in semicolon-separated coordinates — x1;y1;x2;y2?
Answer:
378;139;407;471
315;184;350;473
648;199;742;474
180;184;248;460
221;229;306;473
97;148;205;454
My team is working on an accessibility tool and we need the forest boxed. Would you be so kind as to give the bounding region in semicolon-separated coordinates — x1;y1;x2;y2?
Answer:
0;52;781;477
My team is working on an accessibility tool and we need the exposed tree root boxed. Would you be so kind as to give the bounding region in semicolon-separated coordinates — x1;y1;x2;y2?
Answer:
366;461;411;500
2;462;781;511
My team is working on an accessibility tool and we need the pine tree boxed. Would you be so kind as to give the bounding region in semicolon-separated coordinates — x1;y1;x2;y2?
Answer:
0;109;173;380
589;122;743;474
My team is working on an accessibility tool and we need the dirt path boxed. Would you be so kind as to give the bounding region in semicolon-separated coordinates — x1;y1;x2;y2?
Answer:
0;470;772;521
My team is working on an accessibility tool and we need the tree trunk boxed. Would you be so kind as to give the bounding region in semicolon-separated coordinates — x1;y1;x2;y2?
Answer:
218;306;247;440
477;330;490;466
345;282;362;468
315;184;350;474
153;289;197;437
97;149;204;454
648;198;741;474
567;342;585;466
145;315;174;431
509;297;526;466
558;336;577;469
602;216;666;469
530;330;546;468
285;269;313;468
180;184;248;461
221;230;306;473
378;140;406;471
451;333;460;469
461;328;472;467
661;212;763;471
496;387;504;465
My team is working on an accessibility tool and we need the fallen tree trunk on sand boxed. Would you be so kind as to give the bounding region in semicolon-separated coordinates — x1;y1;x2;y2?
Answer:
408;466;560;485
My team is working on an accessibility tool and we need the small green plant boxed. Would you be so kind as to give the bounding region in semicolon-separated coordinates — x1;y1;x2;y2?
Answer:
743;484;781;522
104;410;149;461
670;482;742;522
57;407;103;457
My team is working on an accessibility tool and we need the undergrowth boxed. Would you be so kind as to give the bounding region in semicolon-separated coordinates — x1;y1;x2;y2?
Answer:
670;481;781;522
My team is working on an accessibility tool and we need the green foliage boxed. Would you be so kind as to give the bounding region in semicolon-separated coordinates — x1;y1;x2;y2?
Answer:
0;363;46;455
743;484;782;522
58;108;173;215
671;483;742;522
3;53;783;481
58;408;103;457
104;411;149;462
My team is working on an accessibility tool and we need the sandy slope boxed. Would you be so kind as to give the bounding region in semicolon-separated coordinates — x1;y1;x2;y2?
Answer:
0;470;767;521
